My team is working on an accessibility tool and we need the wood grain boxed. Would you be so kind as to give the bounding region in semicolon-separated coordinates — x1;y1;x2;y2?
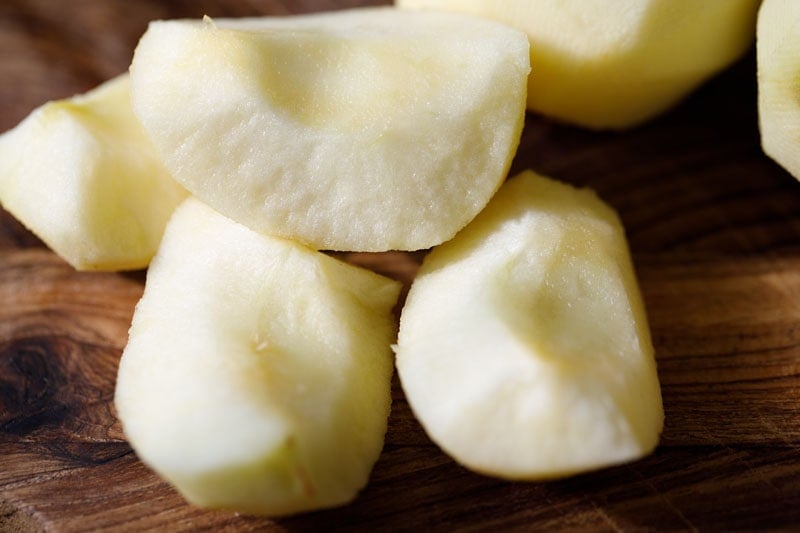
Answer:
2;0;800;531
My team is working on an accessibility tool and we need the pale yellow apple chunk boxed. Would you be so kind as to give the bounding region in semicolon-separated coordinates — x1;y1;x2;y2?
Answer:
130;8;529;251
395;171;663;480
115;198;401;516
0;75;187;270
758;0;800;180
398;0;759;129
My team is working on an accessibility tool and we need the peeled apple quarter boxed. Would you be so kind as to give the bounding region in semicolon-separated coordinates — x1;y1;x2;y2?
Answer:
395;171;663;480
757;0;800;181
129;8;529;251
115;198;401;516
398;0;760;129
0;75;186;270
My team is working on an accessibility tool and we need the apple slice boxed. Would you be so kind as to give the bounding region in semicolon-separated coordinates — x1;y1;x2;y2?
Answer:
114;198;401;516
0;75;187;270
757;0;800;180
395;171;663;480
129;8;529;251
398;0;760;129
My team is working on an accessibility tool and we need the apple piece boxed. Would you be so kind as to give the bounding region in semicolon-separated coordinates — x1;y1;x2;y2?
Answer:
114;197;401;516
397;0;760;129
129;8;529;252
0;75;187;271
757;0;800;180
395;171;663;480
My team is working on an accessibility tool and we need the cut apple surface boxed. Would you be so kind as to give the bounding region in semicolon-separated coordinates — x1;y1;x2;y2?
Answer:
0;75;187;270
114;198;401;516
757;0;800;181
398;0;759;129
129;8;529;251
395;171;663;480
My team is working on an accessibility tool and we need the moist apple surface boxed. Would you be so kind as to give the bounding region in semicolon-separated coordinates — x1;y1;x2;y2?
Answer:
115;198;401;516
398;0;760;129
130;8;529;251
0;75;187;270
396;171;663;480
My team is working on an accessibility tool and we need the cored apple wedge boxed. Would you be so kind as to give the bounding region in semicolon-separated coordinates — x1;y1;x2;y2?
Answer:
0;75;186;270
395;171;663;480
757;0;800;180
130;8;529;251
115;198;400;516
398;0;759;129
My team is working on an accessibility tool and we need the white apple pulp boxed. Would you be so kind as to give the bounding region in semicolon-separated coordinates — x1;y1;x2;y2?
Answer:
0;75;187;270
115;198;401;516
757;0;800;181
398;0;760;129
395;171;663;479
130;8;529;251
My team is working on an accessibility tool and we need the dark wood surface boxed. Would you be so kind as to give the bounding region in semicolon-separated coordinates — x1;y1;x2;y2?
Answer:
2;1;800;531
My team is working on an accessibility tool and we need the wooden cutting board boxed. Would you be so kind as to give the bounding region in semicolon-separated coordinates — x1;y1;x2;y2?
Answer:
2;1;800;530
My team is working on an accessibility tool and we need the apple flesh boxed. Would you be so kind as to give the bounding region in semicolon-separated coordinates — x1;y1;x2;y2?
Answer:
395;171;663;479
0;75;186;270
129;8;529;251
115;198;401;516
397;0;760;129
757;0;800;181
